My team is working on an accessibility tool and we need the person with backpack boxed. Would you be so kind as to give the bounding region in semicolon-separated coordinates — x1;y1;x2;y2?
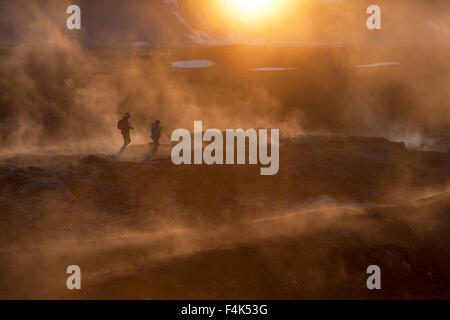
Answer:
151;120;162;145
118;112;134;147
146;120;163;158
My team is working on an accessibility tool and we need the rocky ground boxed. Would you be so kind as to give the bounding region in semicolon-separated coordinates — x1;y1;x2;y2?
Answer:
0;136;449;299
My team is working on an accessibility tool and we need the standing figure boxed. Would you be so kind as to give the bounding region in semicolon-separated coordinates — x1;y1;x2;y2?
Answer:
117;112;134;154
151;120;162;145
150;120;163;156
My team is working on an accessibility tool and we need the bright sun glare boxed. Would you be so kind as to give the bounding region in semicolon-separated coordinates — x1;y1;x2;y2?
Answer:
229;0;274;14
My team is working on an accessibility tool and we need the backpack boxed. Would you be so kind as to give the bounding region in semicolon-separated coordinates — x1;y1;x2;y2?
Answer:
117;119;125;130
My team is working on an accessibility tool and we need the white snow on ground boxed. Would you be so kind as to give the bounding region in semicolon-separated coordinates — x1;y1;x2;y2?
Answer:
245;62;402;72
169;60;399;71
249;67;300;71
171;59;217;69
350;62;400;69
249;62;398;71
131;41;151;47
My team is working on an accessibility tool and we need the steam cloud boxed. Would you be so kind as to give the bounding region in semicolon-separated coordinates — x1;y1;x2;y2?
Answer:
0;0;449;299
0;0;448;154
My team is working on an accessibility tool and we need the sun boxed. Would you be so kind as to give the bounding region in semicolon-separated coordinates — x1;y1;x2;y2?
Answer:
229;0;274;14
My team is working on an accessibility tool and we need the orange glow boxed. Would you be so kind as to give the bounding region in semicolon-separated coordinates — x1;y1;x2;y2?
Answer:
229;0;274;14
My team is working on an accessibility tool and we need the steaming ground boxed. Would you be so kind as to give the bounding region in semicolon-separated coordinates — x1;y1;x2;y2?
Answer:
0;136;449;299
0;0;448;300
1;45;449;152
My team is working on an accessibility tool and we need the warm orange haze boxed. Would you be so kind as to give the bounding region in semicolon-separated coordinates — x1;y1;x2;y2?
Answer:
0;0;449;300
229;0;274;13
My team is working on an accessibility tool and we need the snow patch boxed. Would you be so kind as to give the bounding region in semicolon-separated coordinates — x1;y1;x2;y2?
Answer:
249;67;300;71
131;41;151;47
350;62;400;69
171;59;217;69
